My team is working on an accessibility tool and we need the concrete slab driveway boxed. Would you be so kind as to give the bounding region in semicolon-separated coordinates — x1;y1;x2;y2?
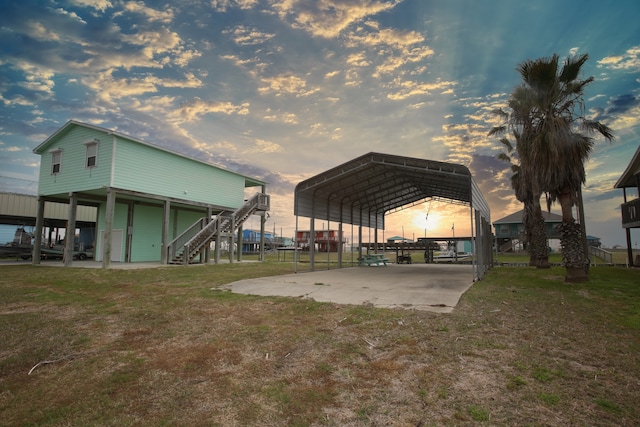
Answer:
222;263;475;313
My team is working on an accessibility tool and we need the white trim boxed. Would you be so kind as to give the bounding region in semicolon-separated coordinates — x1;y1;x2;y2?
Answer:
84;139;98;169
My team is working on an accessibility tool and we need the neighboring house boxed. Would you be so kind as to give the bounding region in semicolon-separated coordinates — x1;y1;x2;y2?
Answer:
241;229;274;254
493;209;562;252
386;236;414;244
32;120;269;267
614;143;640;266
586;235;602;248
296;230;346;252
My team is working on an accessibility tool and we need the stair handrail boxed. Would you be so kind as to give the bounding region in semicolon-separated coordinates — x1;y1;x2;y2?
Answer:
177;193;271;264
167;217;207;261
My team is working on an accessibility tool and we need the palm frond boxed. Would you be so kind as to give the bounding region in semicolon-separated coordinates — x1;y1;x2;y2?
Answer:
488;125;506;137
581;119;614;141
497;152;511;163
559;53;589;83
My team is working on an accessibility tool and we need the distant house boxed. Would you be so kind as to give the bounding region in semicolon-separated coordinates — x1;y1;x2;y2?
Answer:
296;230;346;252
586;235;602;248
32;120;269;267
241;229;273;254
493;209;562;252
614;143;640;266
386;236;414;244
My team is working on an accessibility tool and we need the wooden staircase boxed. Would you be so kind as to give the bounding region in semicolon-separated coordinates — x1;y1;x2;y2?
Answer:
167;193;270;264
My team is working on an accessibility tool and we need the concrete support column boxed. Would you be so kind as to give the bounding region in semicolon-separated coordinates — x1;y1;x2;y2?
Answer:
237;225;243;262
32;197;45;265
214;218;221;264
161;200;170;264
103;188;116;269
228;217;235;264
259;212;266;262
204;207;212;264
64;193;78;267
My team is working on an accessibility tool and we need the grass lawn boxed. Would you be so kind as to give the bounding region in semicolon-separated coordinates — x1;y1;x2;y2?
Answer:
1;260;639;426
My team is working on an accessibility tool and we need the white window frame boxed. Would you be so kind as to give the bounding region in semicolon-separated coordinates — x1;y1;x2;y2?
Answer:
84;139;98;169
49;148;62;175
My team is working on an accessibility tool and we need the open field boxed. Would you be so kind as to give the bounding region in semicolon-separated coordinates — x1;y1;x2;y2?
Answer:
1;261;639;426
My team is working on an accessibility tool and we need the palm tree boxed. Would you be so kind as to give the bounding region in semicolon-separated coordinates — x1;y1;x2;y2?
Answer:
490;85;551;269
498;53;613;282
495;140;550;268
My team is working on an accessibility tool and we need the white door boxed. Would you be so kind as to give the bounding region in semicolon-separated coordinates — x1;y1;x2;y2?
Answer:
98;229;124;262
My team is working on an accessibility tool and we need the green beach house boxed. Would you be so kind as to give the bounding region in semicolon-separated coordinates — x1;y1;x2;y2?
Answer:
32;120;269;267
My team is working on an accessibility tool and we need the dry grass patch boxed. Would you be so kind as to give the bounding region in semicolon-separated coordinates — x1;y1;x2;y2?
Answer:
0;262;639;426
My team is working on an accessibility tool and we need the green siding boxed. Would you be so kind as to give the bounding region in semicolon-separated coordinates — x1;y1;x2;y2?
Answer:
113;138;245;209
37;127;112;196
172;209;203;239
131;204;163;262
95;202;128;262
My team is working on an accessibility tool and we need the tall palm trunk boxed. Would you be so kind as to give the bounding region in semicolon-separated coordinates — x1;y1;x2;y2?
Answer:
558;190;587;282
530;196;549;268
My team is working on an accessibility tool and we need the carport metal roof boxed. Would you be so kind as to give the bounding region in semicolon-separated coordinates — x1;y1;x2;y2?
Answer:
294;152;490;228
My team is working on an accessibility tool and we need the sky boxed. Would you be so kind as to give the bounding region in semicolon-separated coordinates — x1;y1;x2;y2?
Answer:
1;0;639;249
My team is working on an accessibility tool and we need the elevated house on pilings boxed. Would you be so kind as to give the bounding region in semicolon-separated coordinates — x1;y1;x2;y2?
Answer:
615;143;640;266
492;209;562;253
32;120;269;267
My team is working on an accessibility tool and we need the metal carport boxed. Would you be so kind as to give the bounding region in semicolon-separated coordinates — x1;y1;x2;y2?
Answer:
294;152;493;280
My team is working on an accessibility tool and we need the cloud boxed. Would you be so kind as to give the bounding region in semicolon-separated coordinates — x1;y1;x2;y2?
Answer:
82;70;202;103
386;79;456;100
211;0;259;12
258;74;319;97
223;25;275;46
590;93;640;133
170;97;250;122
243;139;283;154
115;1;174;23
271;0;401;38
263;110;298;124
69;0;113;13
598;46;640;71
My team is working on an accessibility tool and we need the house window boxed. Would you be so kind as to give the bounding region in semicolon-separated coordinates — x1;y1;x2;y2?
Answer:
50;149;62;175
85;140;98;168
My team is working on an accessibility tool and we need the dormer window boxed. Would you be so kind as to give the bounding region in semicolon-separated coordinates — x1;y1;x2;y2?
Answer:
50;148;62;175
85;139;98;168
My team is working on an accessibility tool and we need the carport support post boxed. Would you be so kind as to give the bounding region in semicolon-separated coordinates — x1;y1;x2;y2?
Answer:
338;222;343;268
309;217;315;271
64;192;78;267
32;196;45;265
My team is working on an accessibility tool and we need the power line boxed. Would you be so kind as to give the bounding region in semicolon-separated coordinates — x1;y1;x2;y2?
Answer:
0;175;38;183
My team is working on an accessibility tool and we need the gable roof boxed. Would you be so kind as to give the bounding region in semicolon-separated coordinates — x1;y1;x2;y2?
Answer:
614;143;640;188
493;209;562;225
294;152;490;228
33;120;266;187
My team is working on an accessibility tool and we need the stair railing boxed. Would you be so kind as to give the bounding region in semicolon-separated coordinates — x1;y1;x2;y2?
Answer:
172;193;270;264
166;217;207;262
